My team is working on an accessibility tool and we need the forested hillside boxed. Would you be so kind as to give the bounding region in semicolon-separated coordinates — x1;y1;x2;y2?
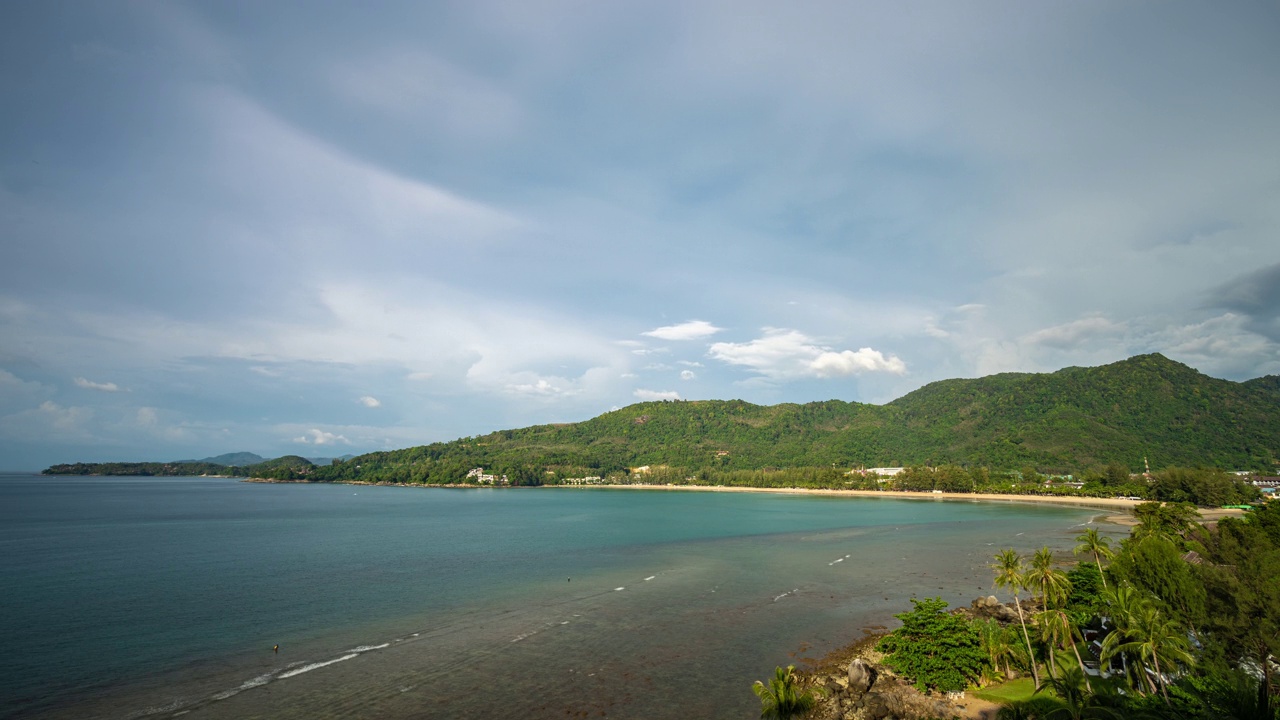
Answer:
304;354;1277;484
46;354;1279;485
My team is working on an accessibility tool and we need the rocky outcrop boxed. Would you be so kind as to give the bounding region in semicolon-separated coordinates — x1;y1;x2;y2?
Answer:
966;595;1021;624
847;658;875;696
794;596;1028;719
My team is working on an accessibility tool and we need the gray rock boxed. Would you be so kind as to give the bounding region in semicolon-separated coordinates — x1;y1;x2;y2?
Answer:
848;658;877;695
994;604;1020;623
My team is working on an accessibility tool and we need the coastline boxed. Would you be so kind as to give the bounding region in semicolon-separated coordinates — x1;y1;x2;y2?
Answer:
242;477;1249;524
247;476;1144;513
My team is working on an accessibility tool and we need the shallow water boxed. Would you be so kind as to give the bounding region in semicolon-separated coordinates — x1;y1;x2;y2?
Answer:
0;477;1116;719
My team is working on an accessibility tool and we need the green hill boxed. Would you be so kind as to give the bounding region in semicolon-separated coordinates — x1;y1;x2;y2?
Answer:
172;452;266;466
305;354;1278;485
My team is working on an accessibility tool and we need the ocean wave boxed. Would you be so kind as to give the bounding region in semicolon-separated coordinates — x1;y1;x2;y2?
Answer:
278;653;359;679
211;671;276;701
347;643;390;653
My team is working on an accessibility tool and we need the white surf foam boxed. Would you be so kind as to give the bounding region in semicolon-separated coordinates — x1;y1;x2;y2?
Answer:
347;643;390;653
278;653;359;679
614;587;625;591
644;575;656;581
211;671;276;701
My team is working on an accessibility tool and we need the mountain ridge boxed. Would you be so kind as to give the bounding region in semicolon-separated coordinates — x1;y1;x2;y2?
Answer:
304;354;1278;483
44;354;1280;480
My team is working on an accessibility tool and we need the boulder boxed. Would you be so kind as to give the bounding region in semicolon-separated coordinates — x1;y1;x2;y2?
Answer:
994;604;1021;624
847;658;877;695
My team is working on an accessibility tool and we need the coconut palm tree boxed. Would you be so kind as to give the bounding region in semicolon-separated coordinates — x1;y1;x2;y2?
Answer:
751;664;822;720
1073;528;1115;589
1027;546;1072;610
1034;666;1126;720
1103;603;1194;705
1037;608;1092;692
993;548;1040;686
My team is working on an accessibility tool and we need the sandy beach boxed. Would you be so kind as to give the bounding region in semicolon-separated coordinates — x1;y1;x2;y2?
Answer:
568;483;1146;511
253;476;1251;524
556;483;1253;525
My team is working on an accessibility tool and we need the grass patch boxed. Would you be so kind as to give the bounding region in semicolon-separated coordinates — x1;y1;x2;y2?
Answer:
972;677;1037;703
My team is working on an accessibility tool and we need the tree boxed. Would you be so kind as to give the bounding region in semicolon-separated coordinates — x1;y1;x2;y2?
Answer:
751;665;822;720
1101;591;1194;704
1074;528;1115;589
1109;535;1206;632
978;618;1019;681
1131;502;1199;543
876;597;987;692
1028;546;1072;609
994;549;1040;686
1033;666;1124;720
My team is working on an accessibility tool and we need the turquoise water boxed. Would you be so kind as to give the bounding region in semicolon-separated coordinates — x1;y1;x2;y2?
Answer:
0;476;1113;719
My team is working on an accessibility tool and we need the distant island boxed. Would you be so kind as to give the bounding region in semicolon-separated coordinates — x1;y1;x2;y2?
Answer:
44;354;1278;506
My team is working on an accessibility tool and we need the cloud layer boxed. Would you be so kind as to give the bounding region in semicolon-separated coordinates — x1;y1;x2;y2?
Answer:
0;2;1277;468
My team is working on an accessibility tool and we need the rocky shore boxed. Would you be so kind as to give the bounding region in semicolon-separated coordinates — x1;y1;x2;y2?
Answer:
794;596;1035;720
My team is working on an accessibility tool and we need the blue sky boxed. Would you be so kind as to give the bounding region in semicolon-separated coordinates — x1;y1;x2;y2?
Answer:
2;1;1278;469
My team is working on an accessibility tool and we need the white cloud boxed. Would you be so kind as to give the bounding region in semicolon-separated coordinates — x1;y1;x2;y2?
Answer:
293;428;350;445
1024;317;1127;348
809;349;907;377
359;395;381;408
0;401;97;444
634;389;681;401
0;369;45;399
708;329;906;380
679;370;696;380
642;320;723;341
676;360;703;367
74;377;122;392
504;377;567;396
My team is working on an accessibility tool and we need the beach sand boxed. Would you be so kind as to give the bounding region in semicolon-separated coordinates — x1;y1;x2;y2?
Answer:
565;483;1251;525
576;483;1144;510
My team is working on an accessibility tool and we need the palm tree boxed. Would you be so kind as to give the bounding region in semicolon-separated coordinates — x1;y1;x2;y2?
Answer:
751;665;822;720
1034;666;1125;720
1037;608;1092;692
1073;528;1115;589
1100;587;1195;704
1027;547;1072;610
993;548;1040;686
1104;603;1194;705
1099;586;1154;696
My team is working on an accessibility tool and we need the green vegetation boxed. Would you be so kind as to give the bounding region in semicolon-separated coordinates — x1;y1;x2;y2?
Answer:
973;677;1036;704
868;499;1280;718
42;355;1279;498
751;665;822;719
876;597;988;692
43;455;317;480
265;354;1280;487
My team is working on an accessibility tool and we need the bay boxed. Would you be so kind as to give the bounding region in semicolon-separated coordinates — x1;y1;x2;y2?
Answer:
0;476;1115;719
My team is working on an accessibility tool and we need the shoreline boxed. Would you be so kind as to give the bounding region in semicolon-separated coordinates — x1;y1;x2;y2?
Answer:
242;477;1249;523
247;476;1145;513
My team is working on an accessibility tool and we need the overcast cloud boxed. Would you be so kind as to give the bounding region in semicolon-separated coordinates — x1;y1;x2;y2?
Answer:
1;1;1278;469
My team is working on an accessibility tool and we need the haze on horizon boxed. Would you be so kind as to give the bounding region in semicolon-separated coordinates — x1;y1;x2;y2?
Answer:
2;1;1278;470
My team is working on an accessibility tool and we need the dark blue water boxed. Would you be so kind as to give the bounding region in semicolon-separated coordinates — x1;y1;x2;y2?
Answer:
0;476;1112;719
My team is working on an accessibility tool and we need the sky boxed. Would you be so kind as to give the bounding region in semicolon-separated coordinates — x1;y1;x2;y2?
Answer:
2;1;1279;469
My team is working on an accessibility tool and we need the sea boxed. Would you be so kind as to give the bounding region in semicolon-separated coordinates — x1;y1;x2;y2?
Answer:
0;475;1118;719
